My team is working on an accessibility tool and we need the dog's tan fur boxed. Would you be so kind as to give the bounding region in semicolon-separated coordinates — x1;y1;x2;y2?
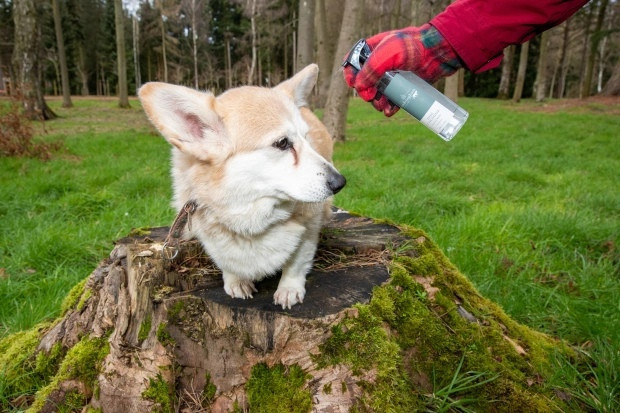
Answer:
139;64;345;308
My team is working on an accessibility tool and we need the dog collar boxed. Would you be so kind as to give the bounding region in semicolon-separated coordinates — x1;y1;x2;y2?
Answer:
162;200;198;260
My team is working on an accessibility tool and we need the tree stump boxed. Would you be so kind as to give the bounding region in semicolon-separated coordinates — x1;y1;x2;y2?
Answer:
1;210;574;412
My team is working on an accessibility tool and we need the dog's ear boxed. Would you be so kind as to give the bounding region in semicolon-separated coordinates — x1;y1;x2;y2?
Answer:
138;82;230;161
275;63;318;107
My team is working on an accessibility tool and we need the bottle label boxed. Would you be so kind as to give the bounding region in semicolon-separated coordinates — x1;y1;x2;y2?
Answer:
420;101;454;134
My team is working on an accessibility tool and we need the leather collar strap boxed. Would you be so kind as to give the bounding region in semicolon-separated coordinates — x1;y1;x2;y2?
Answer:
162;200;197;260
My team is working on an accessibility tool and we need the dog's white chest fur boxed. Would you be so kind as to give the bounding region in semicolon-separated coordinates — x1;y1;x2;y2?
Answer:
193;206;308;279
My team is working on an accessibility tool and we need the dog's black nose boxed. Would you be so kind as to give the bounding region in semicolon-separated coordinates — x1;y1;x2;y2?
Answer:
328;172;346;195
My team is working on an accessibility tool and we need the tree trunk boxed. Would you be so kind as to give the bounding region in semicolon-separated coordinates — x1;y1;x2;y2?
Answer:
191;0;199;89
0;210;577;412
12;0;56;120
160;11;168;83
314;0;343;108
52;0;72;108
297;0;315;73
225;38;232;89
601;61;620;95
322;0;360;141
534;30;550;102
497;45;515;99
133;16;141;92
512;41;530;103
114;0;129;107
247;0;257;85
582;0;609;98
444;71;459;102
578;3;594;98
77;43;90;96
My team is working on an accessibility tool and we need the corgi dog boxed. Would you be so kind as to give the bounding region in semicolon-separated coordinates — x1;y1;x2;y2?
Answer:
138;64;346;309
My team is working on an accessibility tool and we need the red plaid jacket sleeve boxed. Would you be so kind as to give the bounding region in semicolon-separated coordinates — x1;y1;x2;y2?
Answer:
431;0;589;73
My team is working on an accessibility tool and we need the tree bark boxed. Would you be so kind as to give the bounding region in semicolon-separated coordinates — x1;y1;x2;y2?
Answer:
314;0;343;108
191;0;199;89
534;30;550;102
52;0;72;108
578;3;594;98
600;61;620;95
114;0;130;107
132;16;142;92
497;45;515;99
512;41;530;103
247;0;257;85
159;4;168;83
444;71;459;102
582;0;609;97
322;0;360;141
12;0;56;120
297;0;315;73
0;210;576;412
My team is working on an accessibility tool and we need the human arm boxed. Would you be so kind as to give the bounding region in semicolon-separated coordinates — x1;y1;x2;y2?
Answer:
344;0;589;114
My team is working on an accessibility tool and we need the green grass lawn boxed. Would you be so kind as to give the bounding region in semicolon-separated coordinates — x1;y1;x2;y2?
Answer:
1;95;618;410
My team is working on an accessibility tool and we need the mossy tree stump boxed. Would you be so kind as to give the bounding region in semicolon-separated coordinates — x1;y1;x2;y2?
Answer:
1;210;574;412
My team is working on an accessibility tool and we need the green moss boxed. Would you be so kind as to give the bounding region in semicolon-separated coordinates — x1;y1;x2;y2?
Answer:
139;316;152;343
203;372;217;401
246;363;312;413
76;288;93;311
0;322;56;410
312;221;574;412
60;278;88;315
322;382;332;395
142;373;174;413
57;390;87;413
128;227;152;237
167;301;185;323
35;342;65;379
85;408;102;413
29;335;110;412
156;323;175;347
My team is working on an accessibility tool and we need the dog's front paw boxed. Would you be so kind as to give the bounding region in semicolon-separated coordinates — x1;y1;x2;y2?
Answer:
223;273;258;299
273;282;306;310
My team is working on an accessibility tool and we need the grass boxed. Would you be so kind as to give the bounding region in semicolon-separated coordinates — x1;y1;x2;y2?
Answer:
0;95;618;410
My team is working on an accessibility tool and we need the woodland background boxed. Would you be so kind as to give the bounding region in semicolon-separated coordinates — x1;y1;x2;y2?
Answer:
1;0;619;138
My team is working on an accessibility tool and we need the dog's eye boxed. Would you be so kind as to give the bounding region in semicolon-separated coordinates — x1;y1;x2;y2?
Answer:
273;136;292;151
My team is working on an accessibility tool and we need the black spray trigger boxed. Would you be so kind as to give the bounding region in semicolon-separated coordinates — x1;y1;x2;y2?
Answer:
343;39;372;71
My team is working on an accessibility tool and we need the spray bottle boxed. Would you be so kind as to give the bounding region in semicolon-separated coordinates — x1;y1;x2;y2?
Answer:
344;39;468;141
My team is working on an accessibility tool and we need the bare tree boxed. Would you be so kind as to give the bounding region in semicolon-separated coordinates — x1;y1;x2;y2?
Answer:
52;0;72;108
322;0;361;141
444;71;459;101
314;0;344;107
601;62;620;95
497;45;515;99
132;15;141;91
114;0;129;107
247;0;257;85
297;0;315;72
582;0;609;97
512;41;529;102
12;0;56;120
534;30;550;102
181;0;204;89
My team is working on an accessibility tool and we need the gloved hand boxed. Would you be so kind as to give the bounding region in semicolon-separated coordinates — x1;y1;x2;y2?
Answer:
343;24;462;116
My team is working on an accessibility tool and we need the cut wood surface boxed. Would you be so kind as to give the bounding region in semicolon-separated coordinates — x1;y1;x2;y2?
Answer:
1;210;574;412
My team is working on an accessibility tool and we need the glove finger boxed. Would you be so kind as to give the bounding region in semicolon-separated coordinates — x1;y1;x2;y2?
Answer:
383;102;400;117
370;95;390;112
357;84;378;102
342;65;357;89
366;29;399;48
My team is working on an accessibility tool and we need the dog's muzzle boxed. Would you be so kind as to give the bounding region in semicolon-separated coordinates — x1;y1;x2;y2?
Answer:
328;171;347;195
